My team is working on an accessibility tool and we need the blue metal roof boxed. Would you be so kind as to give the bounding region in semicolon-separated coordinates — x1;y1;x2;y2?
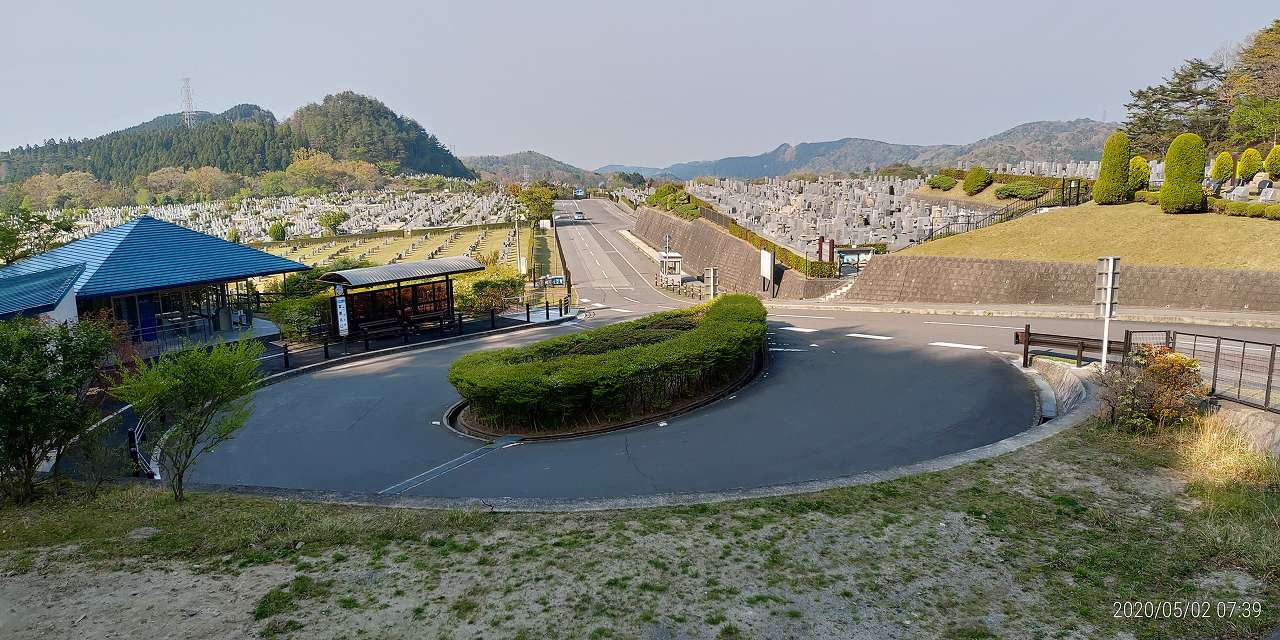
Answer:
0;263;85;319
0;216;308;299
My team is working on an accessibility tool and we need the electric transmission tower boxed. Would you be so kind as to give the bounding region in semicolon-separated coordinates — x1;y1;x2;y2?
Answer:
180;78;197;129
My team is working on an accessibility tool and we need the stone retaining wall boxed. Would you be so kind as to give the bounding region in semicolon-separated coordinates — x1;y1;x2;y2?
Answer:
842;255;1280;312
633;207;840;300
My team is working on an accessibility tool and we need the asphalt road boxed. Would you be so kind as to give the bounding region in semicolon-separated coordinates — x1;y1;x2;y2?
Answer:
190;199;1280;500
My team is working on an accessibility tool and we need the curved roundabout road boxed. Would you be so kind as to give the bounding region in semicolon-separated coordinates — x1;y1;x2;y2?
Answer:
191;200;1040;503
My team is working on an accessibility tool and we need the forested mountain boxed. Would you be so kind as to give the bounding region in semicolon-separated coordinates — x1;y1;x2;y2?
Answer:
595;164;663;177
656;119;1117;179
462;151;600;185
0;92;470;184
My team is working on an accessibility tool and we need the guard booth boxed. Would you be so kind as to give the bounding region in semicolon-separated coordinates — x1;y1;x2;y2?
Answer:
317;256;485;338
657;251;683;286
834;247;876;276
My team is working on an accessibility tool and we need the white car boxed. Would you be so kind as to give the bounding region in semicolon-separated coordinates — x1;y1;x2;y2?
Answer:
573;211;586;221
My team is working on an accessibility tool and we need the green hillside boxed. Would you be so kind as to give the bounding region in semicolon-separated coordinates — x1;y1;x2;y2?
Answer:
902;201;1280;271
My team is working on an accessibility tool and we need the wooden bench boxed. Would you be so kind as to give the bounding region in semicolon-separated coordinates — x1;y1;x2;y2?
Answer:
359;318;407;348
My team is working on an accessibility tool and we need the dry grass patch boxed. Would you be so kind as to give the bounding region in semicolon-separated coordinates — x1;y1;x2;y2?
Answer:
903;201;1280;271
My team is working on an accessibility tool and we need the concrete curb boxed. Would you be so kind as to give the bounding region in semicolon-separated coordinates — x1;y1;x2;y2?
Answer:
761;302;1280;329
184;355;1097;513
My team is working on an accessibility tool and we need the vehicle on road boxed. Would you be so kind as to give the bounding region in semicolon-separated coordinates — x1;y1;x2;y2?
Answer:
573;211;586;221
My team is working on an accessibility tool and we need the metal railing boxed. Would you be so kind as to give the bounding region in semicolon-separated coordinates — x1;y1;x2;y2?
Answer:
917;182;1092;245
1121;329;1279;414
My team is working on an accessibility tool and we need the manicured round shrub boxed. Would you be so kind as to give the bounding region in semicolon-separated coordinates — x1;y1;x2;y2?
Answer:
1247;203;1269;218
1237;147;1264;182
1266;145;1280;179
1093;132;1131;204
994;181;1049;200
1127;155;1150;194
1160;133;1208;213
1225;201;1250;216
1207;197;1227;213
1266;204;1280;220
449;295;767;430
962;166;993;195
926;175;957;191
1210;152;1235;183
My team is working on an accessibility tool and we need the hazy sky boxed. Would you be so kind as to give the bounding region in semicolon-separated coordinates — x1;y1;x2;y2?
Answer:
3;1;1272;170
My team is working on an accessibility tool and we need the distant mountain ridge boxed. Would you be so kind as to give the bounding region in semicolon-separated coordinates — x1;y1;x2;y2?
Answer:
463;151;601;185
594;164;664;177
0;92;471;183
625;119;1118;179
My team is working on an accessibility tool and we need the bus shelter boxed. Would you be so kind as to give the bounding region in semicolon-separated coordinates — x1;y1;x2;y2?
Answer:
317;256;485;337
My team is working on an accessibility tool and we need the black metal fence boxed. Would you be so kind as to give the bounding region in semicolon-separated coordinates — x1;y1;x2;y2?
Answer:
920;181;1093;244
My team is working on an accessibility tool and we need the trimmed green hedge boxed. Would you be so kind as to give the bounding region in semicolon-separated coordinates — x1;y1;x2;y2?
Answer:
1134;190;1162;205
1127;155;1150;194
962;167;994;195
925;175;957;191
1266;145;1280;179
724;221;837;278
1237;148;1263;181
1093;132;1130;204
646;183;714;220
1160;133;1207;214
449;295;767;430
1211;152;1235;183
939;168;1096;189
994;181;1049;200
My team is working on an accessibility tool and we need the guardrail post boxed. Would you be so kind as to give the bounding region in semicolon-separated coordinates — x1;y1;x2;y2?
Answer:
1022;324;1031;368
323;335;329;359
490;308;496;329
1075;341;1084;367
403;325;409;345
364;331;371;351
1265;344;1276;409
545;300;550;320
526;303;531;322
439;318;445;336
282;344;290;369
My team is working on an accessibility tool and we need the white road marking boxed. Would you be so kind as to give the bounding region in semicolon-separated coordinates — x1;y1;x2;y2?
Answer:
846;333;894;340
768;348;808;352
622;295;641;303
592;303;605;308
580;298;591;302
923;321;1021;330
779;327;818;333
770;314;835;319
611;308;634;313
929;341;987;350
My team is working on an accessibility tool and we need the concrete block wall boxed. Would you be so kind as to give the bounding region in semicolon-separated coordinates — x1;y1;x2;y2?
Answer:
841;255;1280;312
633;207;840;300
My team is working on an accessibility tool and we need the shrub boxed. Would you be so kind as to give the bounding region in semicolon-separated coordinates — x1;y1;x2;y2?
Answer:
449;295;767;430
1266;204;1280;220
646;184;710;220
994;181;1049;200
1160;133;1208;213
1237;147;1263;182
962;167;993;195
267;294;329;342
1206;197;1227;213
1266;145;1280;179
939;168;1095;189
1127;155;1150;194
925;175;957;191
1099;344;1207;432
1247;203;1269;218
1143;190;1162;205
1094;132;1131;204
1210;151;1235;183
1225;201;1250;216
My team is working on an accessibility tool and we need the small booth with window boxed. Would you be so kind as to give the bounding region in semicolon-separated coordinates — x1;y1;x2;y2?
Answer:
657;251;683;286
317;256;485;338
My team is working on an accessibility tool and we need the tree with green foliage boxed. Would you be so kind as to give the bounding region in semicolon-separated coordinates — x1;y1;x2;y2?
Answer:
1225;20;1280;146
112;339;264;501
962;166;993;195
1210;152;1235;183
317;210;350;236
1122;59;1231;156
1160;133;1208;213
1237;147;1264;181
1127;156;1151;194
515;184;556;221
225;227;241;244
1266;145;1280;178
267;220;289;242
0;188;76;264
0;317;113;504
1094;132;1131;204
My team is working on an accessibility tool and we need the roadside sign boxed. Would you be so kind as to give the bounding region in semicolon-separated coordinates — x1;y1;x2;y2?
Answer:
704;267;718;297
335;295;350;337
760;249;774;282
1094;256;1119;371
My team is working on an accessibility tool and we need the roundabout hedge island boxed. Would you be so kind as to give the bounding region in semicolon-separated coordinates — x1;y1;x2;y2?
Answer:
448;294;767;435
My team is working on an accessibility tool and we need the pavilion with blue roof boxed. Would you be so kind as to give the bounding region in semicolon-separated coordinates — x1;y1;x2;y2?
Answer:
0;215;307;345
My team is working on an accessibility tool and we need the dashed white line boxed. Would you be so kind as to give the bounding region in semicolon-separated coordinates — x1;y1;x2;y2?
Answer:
779;327;818;333
611;308;634;313
846;333;894;340
923;321;1021;330
770;314;835;319
929;341;987;350
768;348;808;352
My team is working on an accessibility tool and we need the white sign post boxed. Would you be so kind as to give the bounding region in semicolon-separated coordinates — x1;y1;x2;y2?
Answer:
1094;257;1120;372
334;284;350;337
759;249;774;295
704;267;718;298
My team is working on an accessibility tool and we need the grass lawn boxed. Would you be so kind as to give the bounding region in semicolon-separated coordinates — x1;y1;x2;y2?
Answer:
1;418;1276;639
903;201;1280;271
914;184;1009;208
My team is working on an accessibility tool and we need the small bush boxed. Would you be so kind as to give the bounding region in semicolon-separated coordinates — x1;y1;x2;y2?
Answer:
962;167;993;195
939;168;1095;189
926;175;957;191
1206;197;1226;212
267;294;329;342
1266;145;1280;179
1210;151;1235;183
1160;133;1208;213
1267;204;1280;220
994;181;1049;200
1094;132;1131;204
1225;201;1250;216
1247;203;1269;218
1237;147;1263;181
1127;155;1150;194
1100;344;1208;432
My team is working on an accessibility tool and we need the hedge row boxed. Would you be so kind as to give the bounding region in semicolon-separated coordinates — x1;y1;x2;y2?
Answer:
962;167;993;195
1207;197;1280;220
939;168;1097;189
925;175;956;191
994;181;1049;200
724;220;838;278
449;295;767;430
